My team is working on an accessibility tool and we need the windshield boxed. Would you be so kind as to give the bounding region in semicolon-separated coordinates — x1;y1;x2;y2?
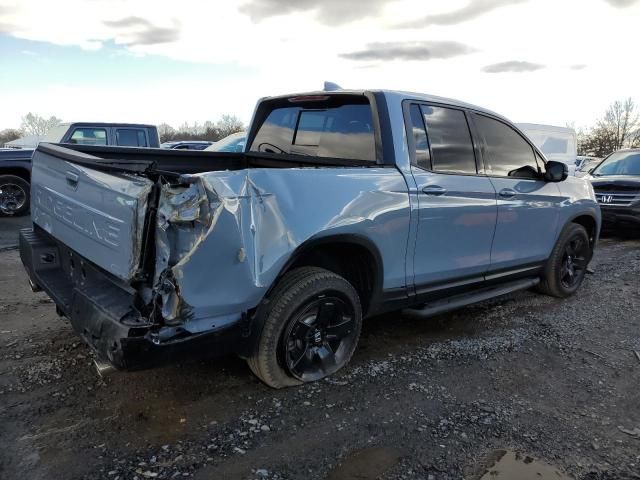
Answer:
593;151;640;176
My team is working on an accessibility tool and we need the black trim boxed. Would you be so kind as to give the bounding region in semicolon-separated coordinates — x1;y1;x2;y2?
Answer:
36;143;389;180
403;278;540;320
408;262;545;306
372;92;396;166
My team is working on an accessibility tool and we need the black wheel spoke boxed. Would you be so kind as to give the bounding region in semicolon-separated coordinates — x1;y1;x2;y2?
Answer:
315;344;337;373
573;256;587;269
325;316;354;345
315;300;339;329
292;345;314;371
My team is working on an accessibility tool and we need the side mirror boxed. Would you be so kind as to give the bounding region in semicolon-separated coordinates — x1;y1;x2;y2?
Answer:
544;161;568;182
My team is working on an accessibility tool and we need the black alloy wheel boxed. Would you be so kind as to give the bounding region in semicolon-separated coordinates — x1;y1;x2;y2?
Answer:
282;294;357;382
560;234;589;289
247;267;362;389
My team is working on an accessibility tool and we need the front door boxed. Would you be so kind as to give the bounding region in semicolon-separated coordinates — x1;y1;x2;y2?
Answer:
471;113;562;273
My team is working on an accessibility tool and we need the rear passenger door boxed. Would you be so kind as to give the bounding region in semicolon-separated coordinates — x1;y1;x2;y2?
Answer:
407;103;498;294
471;113;562;273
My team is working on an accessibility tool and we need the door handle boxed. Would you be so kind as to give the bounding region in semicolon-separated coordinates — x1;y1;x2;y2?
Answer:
65;171;79;189
422;185;447;196
498;188;517;198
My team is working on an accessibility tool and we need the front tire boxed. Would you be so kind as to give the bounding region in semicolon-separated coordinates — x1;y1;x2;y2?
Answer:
538;223;591;298
0;175;30;217
247;267;362;389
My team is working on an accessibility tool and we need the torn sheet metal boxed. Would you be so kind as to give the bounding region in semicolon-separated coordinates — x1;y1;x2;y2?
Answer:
151;168;411;334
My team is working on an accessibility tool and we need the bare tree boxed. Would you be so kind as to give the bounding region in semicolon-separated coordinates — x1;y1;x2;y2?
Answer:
580;126;617;158
599;98;639;150
20;113;62;136
158;115;245;143
0;128;24;146
216;115;245;138
580;98;640;157
157;123;176;143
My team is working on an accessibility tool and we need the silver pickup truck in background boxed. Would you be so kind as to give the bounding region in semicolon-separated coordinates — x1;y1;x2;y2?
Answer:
19;90;600;388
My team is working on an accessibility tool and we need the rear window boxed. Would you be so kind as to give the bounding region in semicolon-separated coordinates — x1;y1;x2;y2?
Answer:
116;129;148;147
249;98;376;161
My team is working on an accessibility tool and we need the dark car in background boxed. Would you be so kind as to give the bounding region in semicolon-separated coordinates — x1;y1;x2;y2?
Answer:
0;122;160;216
160;141;213;150
589;149;640;228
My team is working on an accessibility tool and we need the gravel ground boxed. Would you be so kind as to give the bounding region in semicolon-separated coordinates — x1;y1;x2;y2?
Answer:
0;229;639;480
0;215;28;249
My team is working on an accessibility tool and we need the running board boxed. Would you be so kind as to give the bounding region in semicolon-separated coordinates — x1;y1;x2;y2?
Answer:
402;278;540;319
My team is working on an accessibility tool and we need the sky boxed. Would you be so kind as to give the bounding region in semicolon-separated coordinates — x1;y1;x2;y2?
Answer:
0;0;639;131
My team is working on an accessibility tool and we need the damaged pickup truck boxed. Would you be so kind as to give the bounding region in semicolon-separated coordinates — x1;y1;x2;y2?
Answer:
20;90;601;388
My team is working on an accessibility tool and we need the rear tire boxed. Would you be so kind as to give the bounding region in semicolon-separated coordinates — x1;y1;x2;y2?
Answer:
538;223;591;298
247;267;362;389
0;175;30;217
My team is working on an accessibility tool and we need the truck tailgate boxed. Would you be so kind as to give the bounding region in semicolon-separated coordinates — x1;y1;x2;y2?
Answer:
30;144;153;282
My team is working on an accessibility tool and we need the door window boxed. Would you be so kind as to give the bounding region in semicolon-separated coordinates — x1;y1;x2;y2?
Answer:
69;128;107;146
420;105;477;174
474;115;540;179
116;129;148;147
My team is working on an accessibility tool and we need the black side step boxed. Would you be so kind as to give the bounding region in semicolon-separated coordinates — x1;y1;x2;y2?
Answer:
402;278;540;319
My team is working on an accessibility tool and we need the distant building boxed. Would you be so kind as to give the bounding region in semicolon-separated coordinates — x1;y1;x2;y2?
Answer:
4;134;44;148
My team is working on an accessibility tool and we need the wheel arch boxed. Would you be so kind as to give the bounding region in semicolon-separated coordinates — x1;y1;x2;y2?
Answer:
0;167;31;183
568;213;599;249
269;234;384;317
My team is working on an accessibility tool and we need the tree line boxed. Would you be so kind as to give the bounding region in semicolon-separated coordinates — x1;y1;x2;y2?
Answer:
0;113;245;146
577;98;640;157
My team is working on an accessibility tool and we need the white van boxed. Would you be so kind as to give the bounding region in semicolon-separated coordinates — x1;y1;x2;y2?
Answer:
517;123;578;175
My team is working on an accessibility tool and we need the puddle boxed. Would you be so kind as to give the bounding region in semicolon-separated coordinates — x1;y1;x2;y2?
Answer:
325;446;403;480
475;450;572;480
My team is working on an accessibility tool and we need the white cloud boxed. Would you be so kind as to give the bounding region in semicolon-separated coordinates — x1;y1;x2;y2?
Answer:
0;0;639;130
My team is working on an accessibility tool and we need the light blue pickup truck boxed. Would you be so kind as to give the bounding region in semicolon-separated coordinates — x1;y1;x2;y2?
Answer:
19;90;600;388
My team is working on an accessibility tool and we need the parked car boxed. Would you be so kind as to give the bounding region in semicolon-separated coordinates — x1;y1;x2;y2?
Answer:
575;156;602;177
0;123;160;216
587;149;640;228
205;131;246;152
517;124;578;175
161;141;213;150
19;90;600;388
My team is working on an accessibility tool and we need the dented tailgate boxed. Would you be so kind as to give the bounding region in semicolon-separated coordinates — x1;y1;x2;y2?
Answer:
30;145;153;281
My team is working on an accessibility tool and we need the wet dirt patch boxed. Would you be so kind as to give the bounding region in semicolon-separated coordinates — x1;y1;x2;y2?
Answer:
325;446;403;480
470;450;572;480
